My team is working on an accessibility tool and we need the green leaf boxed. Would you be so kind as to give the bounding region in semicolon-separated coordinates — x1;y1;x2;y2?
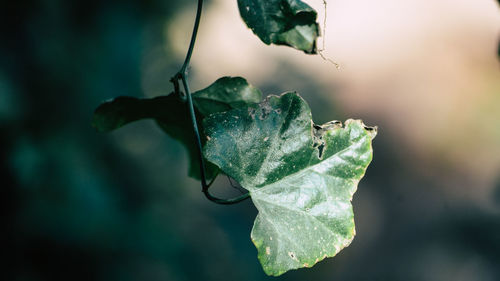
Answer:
193;76;262;115
92;94;214;179
92;95;178;133
92;76;262;180
203;92;376;276
237;0;319;54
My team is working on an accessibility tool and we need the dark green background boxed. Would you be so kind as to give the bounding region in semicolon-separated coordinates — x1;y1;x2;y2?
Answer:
2;1;500;280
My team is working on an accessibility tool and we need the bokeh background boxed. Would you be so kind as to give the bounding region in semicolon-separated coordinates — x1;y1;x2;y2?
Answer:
3;0;500;280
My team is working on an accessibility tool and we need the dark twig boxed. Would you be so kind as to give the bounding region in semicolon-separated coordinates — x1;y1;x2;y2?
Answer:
171;0;250;205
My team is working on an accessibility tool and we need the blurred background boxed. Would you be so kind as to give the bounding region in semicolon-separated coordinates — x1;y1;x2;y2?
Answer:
2;0;500;280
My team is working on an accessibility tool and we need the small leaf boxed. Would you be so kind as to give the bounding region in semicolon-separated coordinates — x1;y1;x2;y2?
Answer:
92;76;262;180
193;76;262;115
203;92;376;276
237;0;319;54
92;94;216;179
92;95;177;133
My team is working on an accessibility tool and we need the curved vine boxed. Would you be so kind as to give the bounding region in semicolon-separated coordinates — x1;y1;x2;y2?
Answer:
92;0;377;276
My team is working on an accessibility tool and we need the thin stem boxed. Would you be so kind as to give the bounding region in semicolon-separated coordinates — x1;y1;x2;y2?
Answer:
181;73;250;205
174;0;250;205
180;75;206;188
180;0;203;75
318;0;340;70
227;175;246;194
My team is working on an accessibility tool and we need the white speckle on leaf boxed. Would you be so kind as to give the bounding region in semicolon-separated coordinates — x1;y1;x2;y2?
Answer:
263;137;269;141
248;107;256;119
266;247;271;255
334;245;340;252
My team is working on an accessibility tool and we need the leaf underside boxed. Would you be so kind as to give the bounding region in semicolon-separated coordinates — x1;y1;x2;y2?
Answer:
92;76;262;180
237;0;320;54
203;92;376;276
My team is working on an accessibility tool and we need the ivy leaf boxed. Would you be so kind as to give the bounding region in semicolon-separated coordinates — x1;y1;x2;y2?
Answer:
237;0;319;54
92;76;262;180
92;94;215;179
203;92;376;276
92;95;178;133
192;76;262;115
